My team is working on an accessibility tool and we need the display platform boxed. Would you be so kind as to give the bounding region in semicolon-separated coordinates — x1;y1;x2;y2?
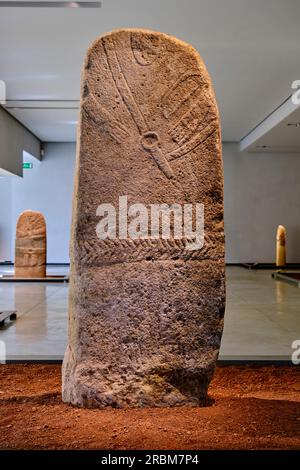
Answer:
0;311;17;327
272;271;300;288
241;263;300;270
0;275;69;283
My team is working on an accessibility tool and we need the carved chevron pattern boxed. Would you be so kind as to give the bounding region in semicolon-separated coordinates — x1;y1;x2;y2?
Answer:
77;234;223;267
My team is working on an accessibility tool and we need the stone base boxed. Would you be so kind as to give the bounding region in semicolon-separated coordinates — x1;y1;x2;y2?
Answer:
14;266;46;278
62;259;224;408
62;346;213;408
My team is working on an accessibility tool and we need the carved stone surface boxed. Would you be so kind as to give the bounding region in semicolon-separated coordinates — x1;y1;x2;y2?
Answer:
62;29;225;408
15;210;46;278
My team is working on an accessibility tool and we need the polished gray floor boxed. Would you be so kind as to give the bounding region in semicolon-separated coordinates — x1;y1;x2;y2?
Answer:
0;265;299;361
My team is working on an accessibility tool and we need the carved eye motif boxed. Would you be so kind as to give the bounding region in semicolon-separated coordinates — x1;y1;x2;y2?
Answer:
131;33;161;66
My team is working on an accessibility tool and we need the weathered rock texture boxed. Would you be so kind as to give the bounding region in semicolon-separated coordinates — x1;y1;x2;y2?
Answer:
15;210;46;278
62;29;225;408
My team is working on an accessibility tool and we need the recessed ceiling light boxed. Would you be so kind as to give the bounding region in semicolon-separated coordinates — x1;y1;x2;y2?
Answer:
287;122;300;127
0;1;101;7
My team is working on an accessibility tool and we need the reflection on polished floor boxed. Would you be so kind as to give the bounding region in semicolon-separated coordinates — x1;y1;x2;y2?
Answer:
0;266;299;361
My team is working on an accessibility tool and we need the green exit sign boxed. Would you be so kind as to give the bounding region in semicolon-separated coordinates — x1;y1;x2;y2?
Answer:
23;163;33;169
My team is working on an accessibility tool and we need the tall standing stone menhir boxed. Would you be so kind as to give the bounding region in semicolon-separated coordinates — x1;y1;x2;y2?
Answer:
62;29;225;407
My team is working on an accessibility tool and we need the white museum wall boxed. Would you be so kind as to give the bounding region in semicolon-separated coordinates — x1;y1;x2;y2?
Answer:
223;143;300;263
0;178;12;261
1;141;300;264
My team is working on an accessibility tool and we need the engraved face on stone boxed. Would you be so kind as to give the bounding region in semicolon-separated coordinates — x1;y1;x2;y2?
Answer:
62;29;225;408
15;210;46;278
